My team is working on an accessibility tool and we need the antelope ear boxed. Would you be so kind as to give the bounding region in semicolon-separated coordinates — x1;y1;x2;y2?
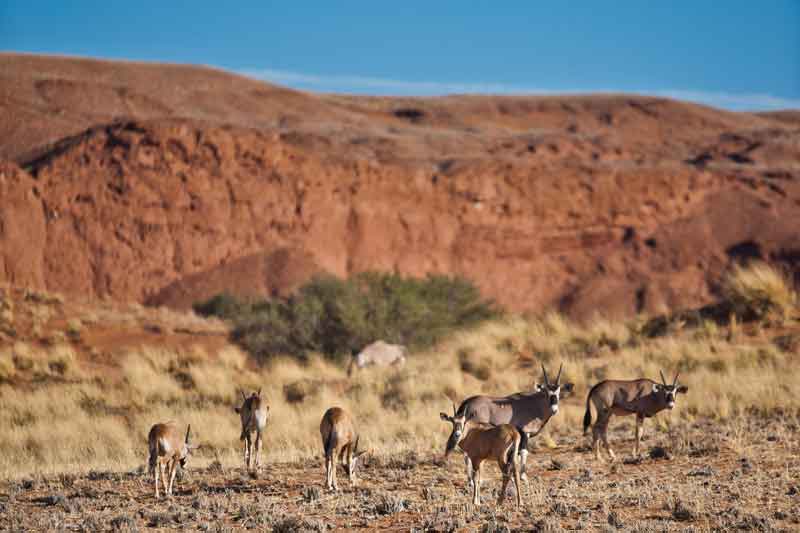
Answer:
534;383;544;392
677;385;688;394
234;407;241;414
560;383;575;395
652;383;661;393
440;412;452;422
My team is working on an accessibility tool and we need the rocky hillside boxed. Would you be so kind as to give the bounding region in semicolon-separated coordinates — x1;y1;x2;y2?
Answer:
1;53;799;318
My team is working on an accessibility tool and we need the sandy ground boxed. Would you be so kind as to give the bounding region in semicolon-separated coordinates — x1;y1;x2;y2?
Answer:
3;417;798;532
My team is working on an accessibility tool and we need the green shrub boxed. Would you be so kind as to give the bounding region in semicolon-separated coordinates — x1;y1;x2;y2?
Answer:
192;292;250;320
196;272;499;362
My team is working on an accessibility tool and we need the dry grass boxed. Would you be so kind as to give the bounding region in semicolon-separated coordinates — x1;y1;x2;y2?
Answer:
723;261;797;322
1;415;797;531
1;306;799;481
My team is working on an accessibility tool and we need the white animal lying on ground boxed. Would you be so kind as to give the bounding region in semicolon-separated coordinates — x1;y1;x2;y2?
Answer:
347;340;407;376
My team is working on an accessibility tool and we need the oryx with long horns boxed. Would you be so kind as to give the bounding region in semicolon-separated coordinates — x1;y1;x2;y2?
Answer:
583;370;688;461
440;363;574;484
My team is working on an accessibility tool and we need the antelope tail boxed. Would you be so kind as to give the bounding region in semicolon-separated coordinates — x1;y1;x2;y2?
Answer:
583;388;594;434
324;429;336;459
147;442;157;476
506;435;520;466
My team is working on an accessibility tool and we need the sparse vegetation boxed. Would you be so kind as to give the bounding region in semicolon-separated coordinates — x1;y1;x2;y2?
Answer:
0;281;799;530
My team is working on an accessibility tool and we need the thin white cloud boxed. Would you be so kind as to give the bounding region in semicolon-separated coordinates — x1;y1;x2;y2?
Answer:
240;68;800;111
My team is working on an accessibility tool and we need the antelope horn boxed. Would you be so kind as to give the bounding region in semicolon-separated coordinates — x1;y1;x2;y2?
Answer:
452;402;457;417
541;363;550;386
556;362;563;385
241;391;247;402
673;372;680;387
659;370;667;386
257;387;262;396
185;424;191;444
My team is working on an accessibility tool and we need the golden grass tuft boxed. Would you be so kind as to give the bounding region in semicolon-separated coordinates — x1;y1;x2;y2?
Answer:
723;262;797;322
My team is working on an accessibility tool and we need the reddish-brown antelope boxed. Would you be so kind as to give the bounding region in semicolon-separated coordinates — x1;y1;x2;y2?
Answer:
234;389;269;471
441;363;573;484
147;422;196;499
440;414;522;507
583;370;689;461
319;407;369;491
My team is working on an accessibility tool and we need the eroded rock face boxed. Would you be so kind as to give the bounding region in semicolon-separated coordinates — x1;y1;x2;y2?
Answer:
1;54;799;318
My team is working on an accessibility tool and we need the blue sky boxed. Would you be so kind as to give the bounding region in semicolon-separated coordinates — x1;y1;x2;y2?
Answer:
2;2;798;110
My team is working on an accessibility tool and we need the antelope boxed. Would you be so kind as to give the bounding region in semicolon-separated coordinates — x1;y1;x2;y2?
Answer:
347;340;407;377
234;389;269;471
583;370;689;461
147;422;196;499
319;407;369;491
440;414;523;507
440;363;573;484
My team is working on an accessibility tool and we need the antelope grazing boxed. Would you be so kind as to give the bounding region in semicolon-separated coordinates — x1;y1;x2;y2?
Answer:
441;363;573;483
583;371;689;461
147;422;196;499
347;340;407;377
440;415;523;507
319;407;369;491
234;389;269;471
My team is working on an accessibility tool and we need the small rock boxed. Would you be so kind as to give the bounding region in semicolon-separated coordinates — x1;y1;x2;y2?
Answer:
688;466;714;477
607;510;624;529
649;446;672;460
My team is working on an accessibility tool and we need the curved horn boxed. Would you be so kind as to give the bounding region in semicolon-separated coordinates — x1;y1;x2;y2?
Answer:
659;370;667;386
185;424;191;444
541;363;550;386
673;372;680;387
452;402;457;417
556;362;563;385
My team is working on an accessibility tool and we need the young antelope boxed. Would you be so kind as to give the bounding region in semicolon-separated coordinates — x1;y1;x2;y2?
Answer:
147;422;196;499
441;415;523;507
319;407;368;491
234;389;269;471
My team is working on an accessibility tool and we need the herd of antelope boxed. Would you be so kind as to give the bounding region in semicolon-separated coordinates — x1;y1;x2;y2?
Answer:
147;364;688;507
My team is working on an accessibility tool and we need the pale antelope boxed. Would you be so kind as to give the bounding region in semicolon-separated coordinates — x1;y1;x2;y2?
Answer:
234;389;269;471
347;340;407;377
147;422;196;499
583;370;689;461
439;415;522;507
319;407;369;491
441;363;574;484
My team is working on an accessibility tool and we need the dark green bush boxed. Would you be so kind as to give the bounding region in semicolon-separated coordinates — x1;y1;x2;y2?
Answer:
192;292;249;321
195;272;499;362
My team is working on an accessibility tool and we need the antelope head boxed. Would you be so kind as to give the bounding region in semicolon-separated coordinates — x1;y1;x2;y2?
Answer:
440;403;470;455
536;363;575;415
180;424;198;468
343;435;370;480
653;370;689;410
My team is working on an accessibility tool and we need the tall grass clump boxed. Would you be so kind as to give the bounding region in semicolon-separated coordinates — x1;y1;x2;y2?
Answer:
722;262;797;322
194;272;499;362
